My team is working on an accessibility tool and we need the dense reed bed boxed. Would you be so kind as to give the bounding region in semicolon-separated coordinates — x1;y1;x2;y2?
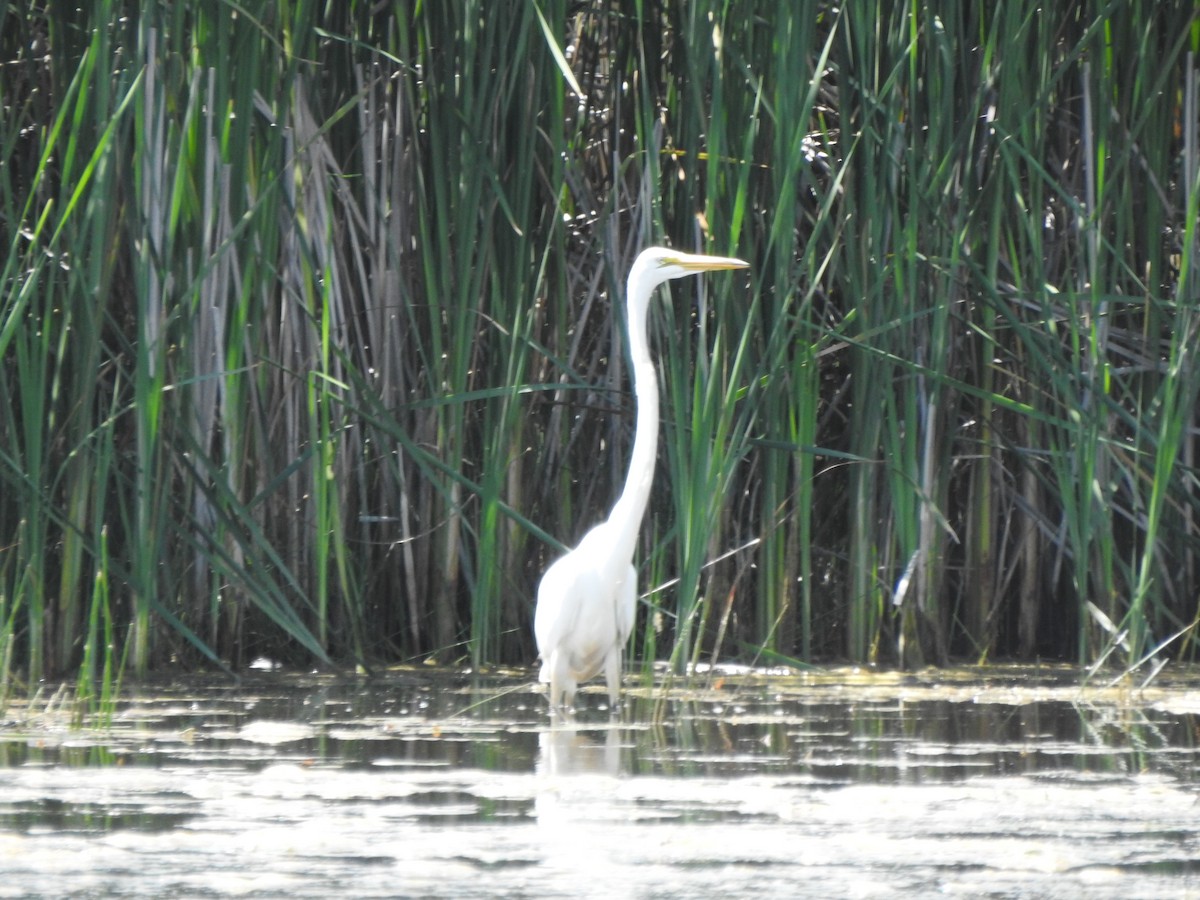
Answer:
2;1;1199;691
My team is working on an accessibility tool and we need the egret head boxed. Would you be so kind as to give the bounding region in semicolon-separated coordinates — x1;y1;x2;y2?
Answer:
630;247;749;292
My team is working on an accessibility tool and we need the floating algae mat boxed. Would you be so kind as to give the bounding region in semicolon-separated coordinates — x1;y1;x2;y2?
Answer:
0;665;1197;897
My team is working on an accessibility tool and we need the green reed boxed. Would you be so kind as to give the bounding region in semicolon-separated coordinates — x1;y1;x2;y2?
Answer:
2;1;1199;694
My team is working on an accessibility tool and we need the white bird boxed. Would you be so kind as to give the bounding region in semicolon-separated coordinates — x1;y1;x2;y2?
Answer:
534;247;749;712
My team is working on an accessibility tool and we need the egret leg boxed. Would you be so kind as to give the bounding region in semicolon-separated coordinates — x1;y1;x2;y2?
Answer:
546;650;577;714
603;646;622;712
603;563;636;713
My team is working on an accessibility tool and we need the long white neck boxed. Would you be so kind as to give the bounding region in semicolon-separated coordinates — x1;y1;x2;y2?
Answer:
606;267;659;564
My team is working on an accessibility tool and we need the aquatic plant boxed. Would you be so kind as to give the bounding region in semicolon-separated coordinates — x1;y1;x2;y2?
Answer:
2;2;1199;688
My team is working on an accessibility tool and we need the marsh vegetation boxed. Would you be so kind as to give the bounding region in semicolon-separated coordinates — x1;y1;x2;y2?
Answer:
3;3;1200;692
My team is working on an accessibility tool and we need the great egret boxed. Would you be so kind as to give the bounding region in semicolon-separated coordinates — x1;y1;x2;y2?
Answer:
534;247;749;712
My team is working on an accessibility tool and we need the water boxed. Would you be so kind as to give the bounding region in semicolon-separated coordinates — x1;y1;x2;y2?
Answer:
1;665;1198;898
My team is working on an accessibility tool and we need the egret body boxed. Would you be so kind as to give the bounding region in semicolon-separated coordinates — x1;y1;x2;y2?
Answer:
534;247;749;712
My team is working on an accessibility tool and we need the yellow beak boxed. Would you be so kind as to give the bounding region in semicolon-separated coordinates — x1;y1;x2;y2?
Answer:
671;253;750;272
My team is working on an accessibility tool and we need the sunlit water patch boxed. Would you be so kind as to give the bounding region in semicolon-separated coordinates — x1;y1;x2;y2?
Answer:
0;665;1197;897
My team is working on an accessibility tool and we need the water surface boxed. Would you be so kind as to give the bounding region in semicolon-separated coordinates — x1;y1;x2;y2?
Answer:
1;665;1197;897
